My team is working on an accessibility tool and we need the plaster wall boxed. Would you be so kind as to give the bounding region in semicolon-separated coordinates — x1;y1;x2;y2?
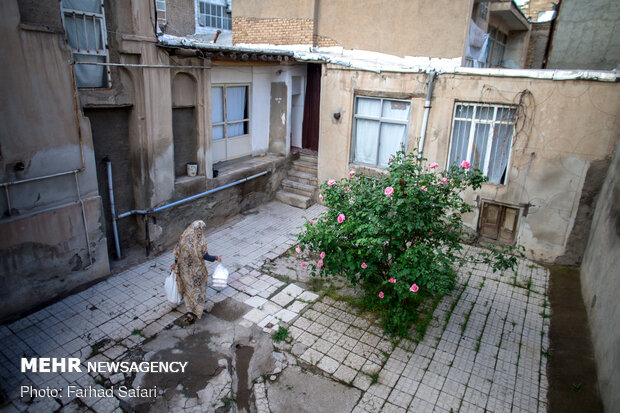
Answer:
233;0;315;19
165;0;196;36
316;0;473;59
0;197;109;321
580;139;620;413
317;66;620;262
547;0;620;70
0;4;99;208
141;47;175;208
0;1;109;320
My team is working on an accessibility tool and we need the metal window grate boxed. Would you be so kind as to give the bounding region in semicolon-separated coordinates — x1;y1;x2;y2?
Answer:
60;0;110;88
199;1;232;30
448;102;517;185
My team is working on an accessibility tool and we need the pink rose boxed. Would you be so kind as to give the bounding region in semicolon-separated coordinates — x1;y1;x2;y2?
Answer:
461;160;471;170
309;219;314;224
421;185;428;192
378;291;384;299
401;247;405;251
328;179;336;186
389;278;396;283
361;262;367;269
301;262;307;268
319;193;324;200
295;247;301;254
384;186;394;196
410;284;419;293
441;177;448;185
388;157;393;163
320;251;326;259
317;259;323;268
345;187;350;194
349;170;356;178
337;213;346;223
430;162;439;169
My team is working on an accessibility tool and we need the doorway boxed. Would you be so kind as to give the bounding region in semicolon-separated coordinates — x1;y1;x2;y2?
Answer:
84;107;137;259
291;76;304;149
301;63;321;152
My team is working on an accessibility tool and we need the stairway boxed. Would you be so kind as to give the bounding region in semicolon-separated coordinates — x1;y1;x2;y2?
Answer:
276;153;318;209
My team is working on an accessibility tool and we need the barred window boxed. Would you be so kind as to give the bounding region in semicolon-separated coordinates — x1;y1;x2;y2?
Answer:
448;103;517;185
60;0;109;88
199;0;232;30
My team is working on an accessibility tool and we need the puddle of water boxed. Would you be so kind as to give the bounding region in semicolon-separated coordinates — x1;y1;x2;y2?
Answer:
235;345;254;413
136;331;229;410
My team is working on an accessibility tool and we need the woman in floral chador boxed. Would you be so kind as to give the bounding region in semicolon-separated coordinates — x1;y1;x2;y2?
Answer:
172;220;221;325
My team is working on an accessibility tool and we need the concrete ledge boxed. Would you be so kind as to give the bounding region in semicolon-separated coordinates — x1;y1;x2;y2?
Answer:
210;154;290;190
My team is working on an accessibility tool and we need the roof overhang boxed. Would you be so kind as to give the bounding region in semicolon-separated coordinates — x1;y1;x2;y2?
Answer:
157;35;298;63
490;1;531;31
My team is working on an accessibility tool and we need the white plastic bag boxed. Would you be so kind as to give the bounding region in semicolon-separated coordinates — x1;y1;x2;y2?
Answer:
212;264;229;290
165;271;182;304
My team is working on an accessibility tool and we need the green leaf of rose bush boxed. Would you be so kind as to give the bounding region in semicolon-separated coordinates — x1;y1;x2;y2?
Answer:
296;149;523;337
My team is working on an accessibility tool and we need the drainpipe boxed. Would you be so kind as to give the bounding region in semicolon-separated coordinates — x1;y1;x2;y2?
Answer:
105;158;122;259
418;70;437;157
312;0;320;48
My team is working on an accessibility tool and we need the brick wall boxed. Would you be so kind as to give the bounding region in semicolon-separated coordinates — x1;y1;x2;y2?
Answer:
316;35;340;48
233;17;314;45
525;21;551;68
519;0;556;21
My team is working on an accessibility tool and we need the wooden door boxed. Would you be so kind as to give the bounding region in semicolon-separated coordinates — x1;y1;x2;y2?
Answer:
479;202;518;243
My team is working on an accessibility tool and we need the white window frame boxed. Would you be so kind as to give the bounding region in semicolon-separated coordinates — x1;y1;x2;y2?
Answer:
60;0;111;88
211;83;250;140
351;96;411;168
196;0;232;34
447;102;517;185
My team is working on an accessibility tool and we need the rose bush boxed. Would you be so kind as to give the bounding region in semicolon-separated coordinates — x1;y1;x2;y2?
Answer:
296;149;505;336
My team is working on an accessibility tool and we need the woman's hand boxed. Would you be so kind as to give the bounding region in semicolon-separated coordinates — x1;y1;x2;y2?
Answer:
171;262;176;271
216;255;222;262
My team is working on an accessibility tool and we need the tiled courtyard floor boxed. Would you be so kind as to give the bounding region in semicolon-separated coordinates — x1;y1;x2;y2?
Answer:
0;201;549;413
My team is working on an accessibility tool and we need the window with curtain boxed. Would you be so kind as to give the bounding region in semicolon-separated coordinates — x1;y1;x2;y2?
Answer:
487;27;507;67
199;0;232;30
448;103;517;185
211;85;249;140
352;96;411;167
60;0;109;88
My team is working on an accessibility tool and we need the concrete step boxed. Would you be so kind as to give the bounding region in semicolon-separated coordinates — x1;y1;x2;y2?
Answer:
287;169;318;186
292;159;318;175
299;154;318;165
275;190;312;209
282;179;316;198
